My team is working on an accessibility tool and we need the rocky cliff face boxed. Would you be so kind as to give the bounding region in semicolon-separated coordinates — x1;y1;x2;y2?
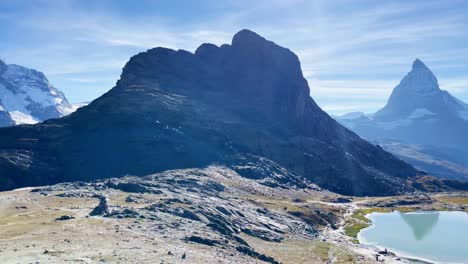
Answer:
0;59;73;125
0;30;421;195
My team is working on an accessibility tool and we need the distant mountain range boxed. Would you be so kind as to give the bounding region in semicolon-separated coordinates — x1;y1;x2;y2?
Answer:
0;30;442;196
0;59;73;126
337;59;468;181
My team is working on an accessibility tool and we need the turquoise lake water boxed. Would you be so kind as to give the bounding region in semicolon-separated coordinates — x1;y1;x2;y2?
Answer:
358;211;468;264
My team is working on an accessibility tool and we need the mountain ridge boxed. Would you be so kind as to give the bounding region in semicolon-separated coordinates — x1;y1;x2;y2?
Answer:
0;30;426;196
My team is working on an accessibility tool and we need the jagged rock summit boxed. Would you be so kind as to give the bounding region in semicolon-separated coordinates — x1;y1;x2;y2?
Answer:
0;59;73;125
0;30;423;195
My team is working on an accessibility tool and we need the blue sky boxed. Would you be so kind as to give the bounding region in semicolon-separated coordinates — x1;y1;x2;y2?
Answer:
1;0;468;115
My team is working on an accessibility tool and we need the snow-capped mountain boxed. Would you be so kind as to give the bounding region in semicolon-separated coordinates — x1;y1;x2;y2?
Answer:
374;59;468;122
0;59;73;126
336;59;468;181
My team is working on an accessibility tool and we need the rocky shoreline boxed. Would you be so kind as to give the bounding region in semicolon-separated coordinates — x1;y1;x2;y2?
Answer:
323;193;467;264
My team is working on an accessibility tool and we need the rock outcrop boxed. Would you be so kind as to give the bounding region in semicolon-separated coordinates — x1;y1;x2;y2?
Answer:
89;194;110;216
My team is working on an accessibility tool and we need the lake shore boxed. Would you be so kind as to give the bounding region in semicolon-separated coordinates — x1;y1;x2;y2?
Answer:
357;210;468;264
339;196;468;264
321;210;427;264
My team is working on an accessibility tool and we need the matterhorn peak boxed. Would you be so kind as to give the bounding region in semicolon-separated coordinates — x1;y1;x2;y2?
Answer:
411;58;430;71
407;59;437;85
374;59;443;120
400;58;440;94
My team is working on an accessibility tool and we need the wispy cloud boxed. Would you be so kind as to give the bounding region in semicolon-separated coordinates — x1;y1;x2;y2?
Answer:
1;0;467;112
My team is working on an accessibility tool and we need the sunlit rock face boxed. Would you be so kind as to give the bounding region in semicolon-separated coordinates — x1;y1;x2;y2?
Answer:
0;30;419;196
0;59;73;126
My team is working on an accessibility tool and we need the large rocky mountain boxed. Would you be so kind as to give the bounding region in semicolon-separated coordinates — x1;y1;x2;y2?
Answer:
337;59;468;181
0;30;426;195
0;59;73;126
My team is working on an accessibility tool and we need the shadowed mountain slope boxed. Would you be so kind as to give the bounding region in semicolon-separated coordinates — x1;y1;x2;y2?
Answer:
0;30;421;196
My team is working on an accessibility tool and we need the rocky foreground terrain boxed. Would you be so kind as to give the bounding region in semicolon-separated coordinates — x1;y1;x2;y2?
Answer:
1;163;466;264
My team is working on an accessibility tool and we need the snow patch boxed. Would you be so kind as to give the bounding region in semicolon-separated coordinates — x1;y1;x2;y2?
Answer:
408;108;436;119
9;111;39;125
376;119;412;130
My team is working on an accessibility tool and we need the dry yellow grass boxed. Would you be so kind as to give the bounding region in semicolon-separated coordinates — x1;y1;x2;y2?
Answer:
240;235;368;264
437;195;468;205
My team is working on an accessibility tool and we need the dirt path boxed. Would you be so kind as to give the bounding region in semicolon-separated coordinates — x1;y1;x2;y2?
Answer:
319;199;422;264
